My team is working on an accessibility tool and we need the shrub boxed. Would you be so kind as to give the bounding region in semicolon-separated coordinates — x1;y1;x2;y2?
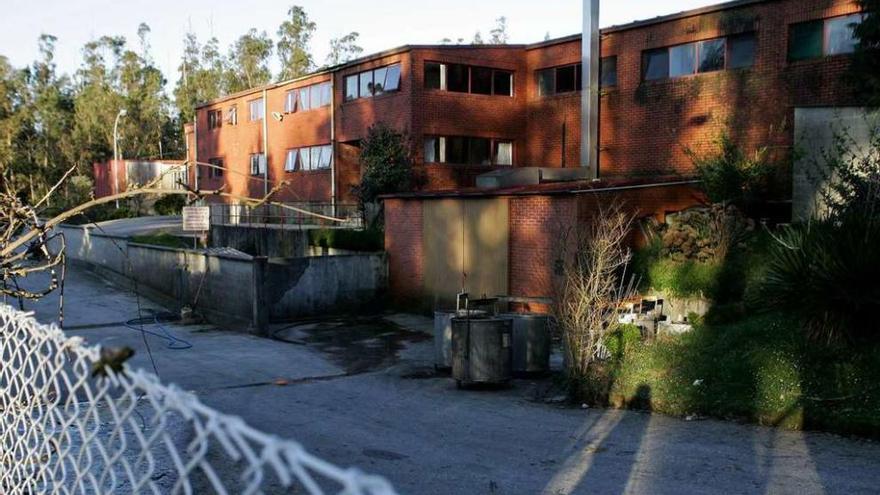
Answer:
308;228;383;252
686;133;774;211
758;216;880;343
352;122;412;224
154;194;186;215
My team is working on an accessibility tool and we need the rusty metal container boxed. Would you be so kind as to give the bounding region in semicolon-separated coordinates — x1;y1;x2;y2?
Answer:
451;317;512;387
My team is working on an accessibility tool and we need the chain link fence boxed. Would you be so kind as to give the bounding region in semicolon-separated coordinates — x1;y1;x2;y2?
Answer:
0;305;396;494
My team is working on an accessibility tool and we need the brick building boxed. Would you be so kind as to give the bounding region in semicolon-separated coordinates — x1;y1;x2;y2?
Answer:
185;0;864;207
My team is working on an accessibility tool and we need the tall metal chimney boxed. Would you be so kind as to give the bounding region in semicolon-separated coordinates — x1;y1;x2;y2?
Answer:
581;0;600;178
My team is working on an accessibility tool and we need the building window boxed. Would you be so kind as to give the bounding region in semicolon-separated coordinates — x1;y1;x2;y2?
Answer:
789;14;863;61
248;98;264;121
344;64;402;101
425;62;513;96
643;33;756;81
285;82;331;113
227;105;238;125
250;153;265;176
208;157;224;178
424;136;513;166
728;33;757;68
285;145;332;172
600;57;617;87
207;109;222;130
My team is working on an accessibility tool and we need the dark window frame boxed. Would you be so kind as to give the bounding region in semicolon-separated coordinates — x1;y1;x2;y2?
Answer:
642;32;757;82
207;157;224;179
423;61;514;97
423;135;515;166
788;14;864;62
343;63;403;102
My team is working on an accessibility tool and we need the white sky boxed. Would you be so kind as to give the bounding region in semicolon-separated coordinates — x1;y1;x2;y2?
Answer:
0;0;720;87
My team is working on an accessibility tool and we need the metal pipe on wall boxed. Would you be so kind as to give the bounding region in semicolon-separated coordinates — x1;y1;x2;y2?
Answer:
330;76;337;214
262;88;269;197
581;0;600;178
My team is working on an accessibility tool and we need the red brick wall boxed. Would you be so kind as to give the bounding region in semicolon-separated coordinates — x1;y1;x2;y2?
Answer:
525;0;862;181
385;183;705;308
384;198;424;305
191;0;863;204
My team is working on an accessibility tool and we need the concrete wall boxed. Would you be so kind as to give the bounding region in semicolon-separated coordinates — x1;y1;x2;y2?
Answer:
58;224;388;330
210;224;309;258
793;107;880;221
266;253;387;320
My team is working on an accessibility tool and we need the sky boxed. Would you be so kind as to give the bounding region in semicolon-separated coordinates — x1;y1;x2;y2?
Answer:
0;0;720;88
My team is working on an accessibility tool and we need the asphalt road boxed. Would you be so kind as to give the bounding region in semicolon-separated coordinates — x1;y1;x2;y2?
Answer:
21;264;880;494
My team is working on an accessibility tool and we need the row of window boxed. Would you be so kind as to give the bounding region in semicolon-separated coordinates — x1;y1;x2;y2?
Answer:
789;13;863;61
424;63;514;96
424;136;513;166
643;32;756;81
285;82;332;113
345;64;402;101
284;145;333;172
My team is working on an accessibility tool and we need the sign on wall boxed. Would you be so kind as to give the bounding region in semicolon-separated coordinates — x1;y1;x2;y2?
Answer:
182;206;211;232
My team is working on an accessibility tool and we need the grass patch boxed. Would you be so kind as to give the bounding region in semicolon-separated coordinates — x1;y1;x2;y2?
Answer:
580;312;880;438
308;228;383;252
130;233;189;249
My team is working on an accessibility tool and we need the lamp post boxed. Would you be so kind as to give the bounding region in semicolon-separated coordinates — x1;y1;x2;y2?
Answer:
113;108;127;208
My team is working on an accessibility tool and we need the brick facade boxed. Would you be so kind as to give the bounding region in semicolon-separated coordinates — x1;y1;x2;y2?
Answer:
183;0;862;207
383;181;706;309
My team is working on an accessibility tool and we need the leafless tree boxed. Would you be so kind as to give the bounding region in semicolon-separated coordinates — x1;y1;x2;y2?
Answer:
553;202;636;385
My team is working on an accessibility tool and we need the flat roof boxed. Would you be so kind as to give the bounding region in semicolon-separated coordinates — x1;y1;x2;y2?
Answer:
196;0;774;110
380;176;700;199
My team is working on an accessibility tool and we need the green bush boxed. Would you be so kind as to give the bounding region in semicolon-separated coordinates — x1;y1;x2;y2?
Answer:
686;133;775;212
758;216;880;343
308;228;383;252
585;312;880;437
154;194;186;215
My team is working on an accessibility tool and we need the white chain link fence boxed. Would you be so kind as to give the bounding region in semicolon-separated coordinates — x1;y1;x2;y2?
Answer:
0;305;397;494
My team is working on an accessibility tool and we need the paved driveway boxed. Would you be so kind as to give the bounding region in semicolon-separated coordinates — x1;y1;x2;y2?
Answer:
21;265;880;494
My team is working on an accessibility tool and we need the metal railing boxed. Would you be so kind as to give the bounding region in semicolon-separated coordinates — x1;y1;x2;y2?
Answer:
0;305;396;494
209;203;363;229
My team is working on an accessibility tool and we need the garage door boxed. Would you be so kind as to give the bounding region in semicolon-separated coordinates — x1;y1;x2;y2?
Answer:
422;198;509;307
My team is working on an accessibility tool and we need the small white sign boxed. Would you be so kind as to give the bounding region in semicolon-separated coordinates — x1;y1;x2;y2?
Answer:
182;206;210;232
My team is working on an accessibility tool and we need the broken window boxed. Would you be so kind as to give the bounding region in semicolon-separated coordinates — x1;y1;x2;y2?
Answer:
493;70;512;96
345;75;358;101
600;57;617;87
728;33;757;68
643;48;669;80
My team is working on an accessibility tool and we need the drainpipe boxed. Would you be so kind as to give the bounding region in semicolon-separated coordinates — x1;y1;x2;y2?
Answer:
262;88;269;197
581;0;600;179
330;75;337;215
193;118;199;191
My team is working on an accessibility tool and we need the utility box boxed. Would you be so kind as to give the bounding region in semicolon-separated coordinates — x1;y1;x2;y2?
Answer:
451;317;513;387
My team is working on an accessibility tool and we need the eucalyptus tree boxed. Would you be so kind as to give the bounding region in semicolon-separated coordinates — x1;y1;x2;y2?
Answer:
277;5;316;80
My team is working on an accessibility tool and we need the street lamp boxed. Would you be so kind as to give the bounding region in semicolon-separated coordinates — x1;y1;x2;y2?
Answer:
113;108;128;208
